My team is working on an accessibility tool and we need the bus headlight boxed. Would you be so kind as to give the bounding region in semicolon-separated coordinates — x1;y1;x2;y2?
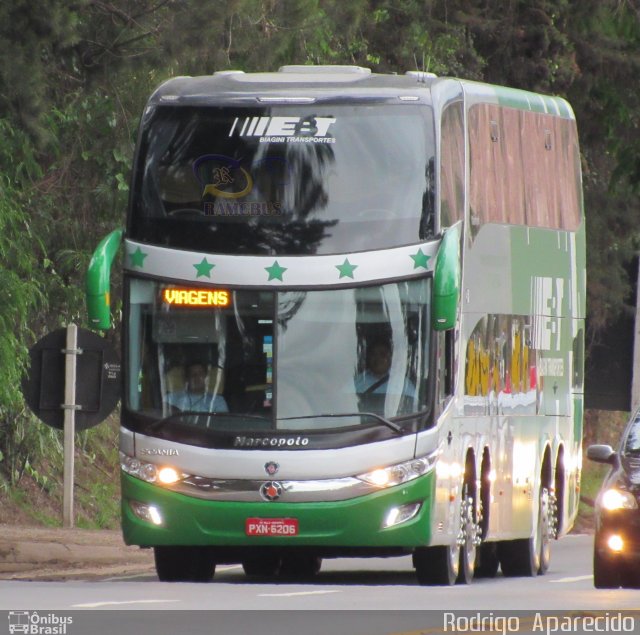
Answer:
157;467;181;484
120;452;186;486
357;452;437;488
600;488;638;511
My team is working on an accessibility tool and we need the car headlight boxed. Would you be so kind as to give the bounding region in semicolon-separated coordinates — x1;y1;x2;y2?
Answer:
600;488;638;511
357;452;437;488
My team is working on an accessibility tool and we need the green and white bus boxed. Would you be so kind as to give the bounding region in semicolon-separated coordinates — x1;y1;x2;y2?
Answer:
87;65;585;584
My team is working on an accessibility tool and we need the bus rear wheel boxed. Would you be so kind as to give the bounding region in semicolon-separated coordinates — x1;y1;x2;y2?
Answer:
154;546;215;582
499;486;551;577
475;543;499;578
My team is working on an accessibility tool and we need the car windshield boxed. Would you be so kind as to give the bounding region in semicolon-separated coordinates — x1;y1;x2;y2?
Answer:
624;414;640;453
126;277;432;435
128;104;435;255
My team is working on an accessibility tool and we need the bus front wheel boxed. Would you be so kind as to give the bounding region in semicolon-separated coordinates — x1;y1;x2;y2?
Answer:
413;544;459;586
154;546;216;582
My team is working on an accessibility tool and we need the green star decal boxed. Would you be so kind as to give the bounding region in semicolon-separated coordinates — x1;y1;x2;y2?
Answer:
265;260;287;281
410;248;430;270
336;258;358;279
194;257;215;278
129;247;148;268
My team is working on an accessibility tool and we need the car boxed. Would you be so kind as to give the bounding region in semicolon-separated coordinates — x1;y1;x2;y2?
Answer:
587;409;640;588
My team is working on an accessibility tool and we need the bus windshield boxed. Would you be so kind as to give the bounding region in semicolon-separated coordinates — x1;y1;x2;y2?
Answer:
129;104;435;255
126;278;432;434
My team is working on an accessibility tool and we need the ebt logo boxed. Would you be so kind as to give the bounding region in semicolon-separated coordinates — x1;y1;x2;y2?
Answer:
228;116;336;143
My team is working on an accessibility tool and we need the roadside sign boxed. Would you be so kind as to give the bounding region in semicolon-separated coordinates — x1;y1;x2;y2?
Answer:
22;326;121;431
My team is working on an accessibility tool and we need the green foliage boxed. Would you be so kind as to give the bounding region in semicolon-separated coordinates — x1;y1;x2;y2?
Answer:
0;144;45;411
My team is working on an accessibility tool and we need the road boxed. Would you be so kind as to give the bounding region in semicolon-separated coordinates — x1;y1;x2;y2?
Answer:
1;535;638;635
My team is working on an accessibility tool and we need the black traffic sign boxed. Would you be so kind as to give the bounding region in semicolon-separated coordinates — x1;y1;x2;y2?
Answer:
22;327;121;430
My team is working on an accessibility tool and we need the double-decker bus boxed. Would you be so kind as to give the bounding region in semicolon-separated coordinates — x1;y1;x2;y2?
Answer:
87;65;585;584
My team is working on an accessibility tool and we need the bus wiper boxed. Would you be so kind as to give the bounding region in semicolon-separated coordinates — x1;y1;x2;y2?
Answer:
149;411;270;430
278;412;403;435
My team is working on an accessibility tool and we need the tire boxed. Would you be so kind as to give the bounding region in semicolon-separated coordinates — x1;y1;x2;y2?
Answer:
414;544;459;586
498;486;550;577
475;543;500;578
242;554;282;578
154;546;215;582
621;567;640;589
593;540;621;589
279;554;322;579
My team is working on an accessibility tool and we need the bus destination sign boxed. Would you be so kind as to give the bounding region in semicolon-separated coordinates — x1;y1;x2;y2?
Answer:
162;288;230;308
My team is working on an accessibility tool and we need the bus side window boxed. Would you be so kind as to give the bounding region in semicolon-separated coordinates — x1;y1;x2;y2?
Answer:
444;329;455;397
440;101;465;230
438;330;455;407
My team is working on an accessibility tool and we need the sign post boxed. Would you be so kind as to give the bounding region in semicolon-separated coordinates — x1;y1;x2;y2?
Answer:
22;326;121;529
62;324;79;528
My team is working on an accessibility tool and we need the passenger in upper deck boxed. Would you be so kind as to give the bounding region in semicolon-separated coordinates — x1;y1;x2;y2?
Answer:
166;360;229;413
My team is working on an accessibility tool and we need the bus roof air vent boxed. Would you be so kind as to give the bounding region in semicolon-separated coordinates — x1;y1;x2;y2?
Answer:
278;65;371;75
214;70;246;76
405;71;438;82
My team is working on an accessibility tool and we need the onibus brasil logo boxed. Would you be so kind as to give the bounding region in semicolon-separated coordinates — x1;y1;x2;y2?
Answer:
8;611;73;635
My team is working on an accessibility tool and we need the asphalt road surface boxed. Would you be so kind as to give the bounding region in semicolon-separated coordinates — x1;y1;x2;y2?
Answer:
1;535;637;635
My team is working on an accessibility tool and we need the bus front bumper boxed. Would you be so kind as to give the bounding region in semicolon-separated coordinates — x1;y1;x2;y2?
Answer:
121;471;434;549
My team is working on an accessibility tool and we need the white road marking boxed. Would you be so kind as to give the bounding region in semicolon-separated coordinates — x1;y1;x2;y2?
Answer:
258;590;341;598
549;575;593;583
72;599;181;608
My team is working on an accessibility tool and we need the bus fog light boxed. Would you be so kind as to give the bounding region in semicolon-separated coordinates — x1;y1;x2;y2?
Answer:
130;500;163;526
383;502;421;528
607;534;624;553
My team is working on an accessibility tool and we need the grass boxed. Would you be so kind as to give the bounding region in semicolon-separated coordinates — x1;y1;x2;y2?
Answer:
0;414;121;529
575;408;630;532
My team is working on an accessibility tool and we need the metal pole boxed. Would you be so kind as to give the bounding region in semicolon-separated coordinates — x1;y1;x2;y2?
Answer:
63;323;79;528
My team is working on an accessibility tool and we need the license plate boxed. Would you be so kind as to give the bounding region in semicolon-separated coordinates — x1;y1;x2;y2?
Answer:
245;518;299;536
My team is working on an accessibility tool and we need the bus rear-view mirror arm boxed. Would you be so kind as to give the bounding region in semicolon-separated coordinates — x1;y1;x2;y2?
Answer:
86;228;123;330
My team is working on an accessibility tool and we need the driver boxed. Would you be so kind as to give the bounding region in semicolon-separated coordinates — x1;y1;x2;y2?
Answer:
166;361;229;413
355;340;416;397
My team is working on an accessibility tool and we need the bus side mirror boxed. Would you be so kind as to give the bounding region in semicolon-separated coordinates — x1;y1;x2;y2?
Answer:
86;229;123;330
432;224;461;331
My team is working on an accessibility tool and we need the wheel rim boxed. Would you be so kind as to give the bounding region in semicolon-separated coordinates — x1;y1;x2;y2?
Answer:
461;494;477;570
449;541;461;579
538;487;552;572
457;484;479;581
